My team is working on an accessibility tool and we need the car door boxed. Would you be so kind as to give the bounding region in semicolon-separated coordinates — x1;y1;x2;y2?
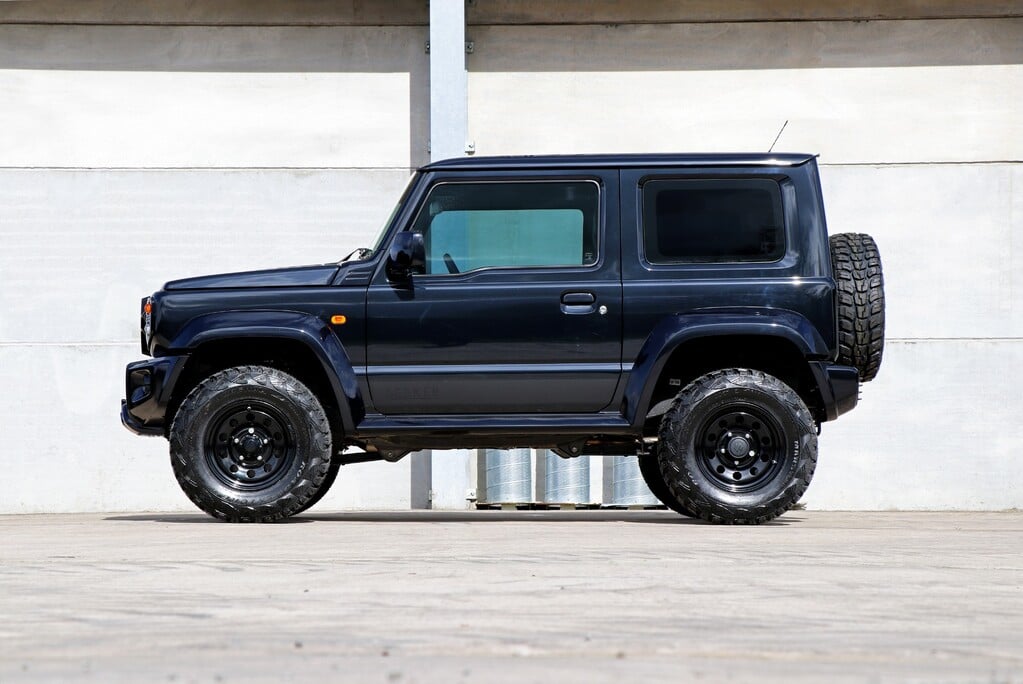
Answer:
365;170;622;415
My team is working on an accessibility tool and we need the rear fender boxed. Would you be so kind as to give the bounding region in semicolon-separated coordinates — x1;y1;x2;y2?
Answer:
169;310;364;433
623;309;830;430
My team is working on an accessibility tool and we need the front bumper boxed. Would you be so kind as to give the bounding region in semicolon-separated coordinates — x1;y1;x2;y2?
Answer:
121;355;188;437
811;362;859;422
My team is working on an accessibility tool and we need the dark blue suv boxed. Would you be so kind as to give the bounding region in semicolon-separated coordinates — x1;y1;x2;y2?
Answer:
122;153;884;524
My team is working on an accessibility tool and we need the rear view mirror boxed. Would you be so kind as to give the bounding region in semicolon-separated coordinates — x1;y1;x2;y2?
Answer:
385;232;426;283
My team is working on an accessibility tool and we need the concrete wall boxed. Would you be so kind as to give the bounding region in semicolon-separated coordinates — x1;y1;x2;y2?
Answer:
1;1;1020;512
0;3;426;513
464;12;1023;510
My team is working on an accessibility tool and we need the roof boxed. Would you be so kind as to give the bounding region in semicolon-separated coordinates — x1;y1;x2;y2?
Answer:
421;152;815;171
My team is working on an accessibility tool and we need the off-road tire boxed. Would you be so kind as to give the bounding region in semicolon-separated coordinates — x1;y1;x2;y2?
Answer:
657;369;817;525
292;458;341;515
169;365;333;522
830;233;884;382
637;452;698;517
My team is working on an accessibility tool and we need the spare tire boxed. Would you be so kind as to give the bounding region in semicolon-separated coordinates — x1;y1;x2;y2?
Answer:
829;233;885;383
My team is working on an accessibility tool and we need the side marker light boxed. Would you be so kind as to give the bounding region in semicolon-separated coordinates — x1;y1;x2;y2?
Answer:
330;314;347;325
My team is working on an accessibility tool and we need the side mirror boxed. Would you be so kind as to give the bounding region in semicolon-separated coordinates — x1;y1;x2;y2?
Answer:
385;232;426;283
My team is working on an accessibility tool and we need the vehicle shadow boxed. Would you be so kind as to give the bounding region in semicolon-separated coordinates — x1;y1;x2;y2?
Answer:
105;510;802;526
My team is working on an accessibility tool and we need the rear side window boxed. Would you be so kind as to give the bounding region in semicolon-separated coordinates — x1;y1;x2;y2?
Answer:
642;179;785;264
411;181;599;275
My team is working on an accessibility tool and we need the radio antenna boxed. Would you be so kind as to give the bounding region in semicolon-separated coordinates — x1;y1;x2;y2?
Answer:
768;119;789;154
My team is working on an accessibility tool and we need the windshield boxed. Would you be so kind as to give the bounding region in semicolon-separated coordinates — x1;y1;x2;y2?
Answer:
340;172;420;264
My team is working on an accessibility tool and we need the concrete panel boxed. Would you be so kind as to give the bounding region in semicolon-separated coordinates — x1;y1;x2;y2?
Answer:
820;163;1020;340
0;168;412;343
469;64;1023;164
0;69;409;168
0;24;428;168
3;0;1022;27
0;343;411;513
811;339;1023;510
0;24;428;72
469;1;1023;25
0;0;429;26
470;19;1023;71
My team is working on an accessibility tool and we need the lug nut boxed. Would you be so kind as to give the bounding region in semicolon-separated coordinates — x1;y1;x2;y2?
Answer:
248;427;255;434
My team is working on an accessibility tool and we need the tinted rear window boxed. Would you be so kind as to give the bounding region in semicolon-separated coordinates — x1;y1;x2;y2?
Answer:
642;179;785;263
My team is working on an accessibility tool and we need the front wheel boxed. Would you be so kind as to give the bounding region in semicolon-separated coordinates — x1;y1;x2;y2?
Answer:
169;365;335;522
657;369;817;524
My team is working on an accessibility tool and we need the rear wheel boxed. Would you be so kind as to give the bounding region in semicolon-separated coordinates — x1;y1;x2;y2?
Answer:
657;369;817;524
637;451;697;517
169;365;335;522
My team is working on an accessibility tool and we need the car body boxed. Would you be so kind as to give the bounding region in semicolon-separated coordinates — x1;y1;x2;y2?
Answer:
122;153;883;523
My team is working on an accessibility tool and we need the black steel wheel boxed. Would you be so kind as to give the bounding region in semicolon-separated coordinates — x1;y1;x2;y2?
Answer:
657;369;817;524
637;451;697;518
169;365;334;522
203;402;297;490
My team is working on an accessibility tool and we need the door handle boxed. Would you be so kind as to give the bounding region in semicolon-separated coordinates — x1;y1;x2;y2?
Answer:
561;292;595;305
561;291;597;315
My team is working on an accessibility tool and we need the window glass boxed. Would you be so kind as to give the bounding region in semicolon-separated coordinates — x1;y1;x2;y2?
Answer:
642;179;784;263
411;181;599;274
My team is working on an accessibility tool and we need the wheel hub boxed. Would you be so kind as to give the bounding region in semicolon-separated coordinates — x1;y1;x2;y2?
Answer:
698;408;783;492
204;403;295;489
726;436;750;458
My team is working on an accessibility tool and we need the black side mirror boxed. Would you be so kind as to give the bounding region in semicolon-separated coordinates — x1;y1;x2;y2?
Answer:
385;232;426;283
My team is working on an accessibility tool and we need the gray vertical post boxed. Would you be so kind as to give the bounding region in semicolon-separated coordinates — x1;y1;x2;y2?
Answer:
429;0;468;162
411;0;471;509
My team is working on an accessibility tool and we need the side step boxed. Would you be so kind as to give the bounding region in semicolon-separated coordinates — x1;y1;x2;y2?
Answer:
355;413;631;436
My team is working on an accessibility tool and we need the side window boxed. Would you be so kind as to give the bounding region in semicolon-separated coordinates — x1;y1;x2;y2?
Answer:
642;178;785;264
410;181;599;275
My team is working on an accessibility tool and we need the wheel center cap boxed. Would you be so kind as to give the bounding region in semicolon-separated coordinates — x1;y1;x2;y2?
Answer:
727;437;750;458
240;435;262;455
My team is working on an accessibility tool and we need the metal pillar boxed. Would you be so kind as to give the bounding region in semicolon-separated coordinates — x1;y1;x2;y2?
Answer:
411;1;473;509
429;0;468;161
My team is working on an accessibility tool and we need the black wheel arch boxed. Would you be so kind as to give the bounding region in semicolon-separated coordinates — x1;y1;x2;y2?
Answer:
163;312;364;439
625;311;832;432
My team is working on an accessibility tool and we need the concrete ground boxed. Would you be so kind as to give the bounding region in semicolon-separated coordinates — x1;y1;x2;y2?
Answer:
1;511;1021;683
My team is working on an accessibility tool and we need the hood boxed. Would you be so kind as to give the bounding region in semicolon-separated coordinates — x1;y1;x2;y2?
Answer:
164;264;340;290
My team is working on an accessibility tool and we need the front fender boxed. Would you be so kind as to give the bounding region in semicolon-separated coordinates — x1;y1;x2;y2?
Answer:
622;309;830;429
169;310;364;433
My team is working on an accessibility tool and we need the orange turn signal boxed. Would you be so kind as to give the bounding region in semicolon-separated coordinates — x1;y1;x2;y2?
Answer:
330;314;347;325
143;301;152;314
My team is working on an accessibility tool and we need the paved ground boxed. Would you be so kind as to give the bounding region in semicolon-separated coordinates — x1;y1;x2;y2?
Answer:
1;511;1021;683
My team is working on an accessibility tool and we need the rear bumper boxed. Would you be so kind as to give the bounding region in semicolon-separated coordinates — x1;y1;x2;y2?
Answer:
811;363;859;422
121;355;188;437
